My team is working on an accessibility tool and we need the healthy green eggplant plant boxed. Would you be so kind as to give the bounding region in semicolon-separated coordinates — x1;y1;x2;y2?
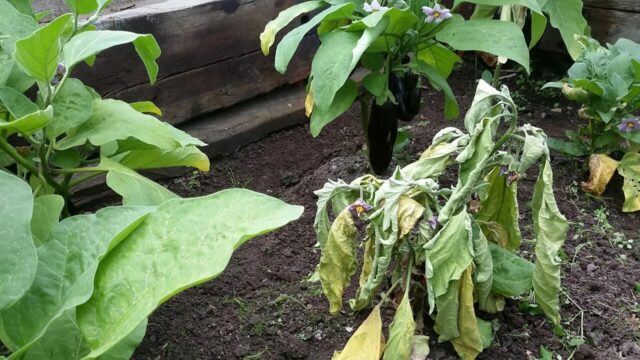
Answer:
0;2;303;359
543;36;640;212
313;81;568;360
261;0;534;174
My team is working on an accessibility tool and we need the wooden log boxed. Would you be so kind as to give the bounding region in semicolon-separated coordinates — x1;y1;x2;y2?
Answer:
582;0;640;13
584;6;640;43
538;5;640;55
73;0;316;125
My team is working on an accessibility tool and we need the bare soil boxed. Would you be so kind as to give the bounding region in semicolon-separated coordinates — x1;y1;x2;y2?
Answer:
133;54;640;360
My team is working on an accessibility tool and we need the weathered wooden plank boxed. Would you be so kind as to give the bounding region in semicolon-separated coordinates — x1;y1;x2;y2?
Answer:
183;85;308;157
107;35;316;125
539;6;640;54
73;0;314;125
582;0;640;13
584;6;640;43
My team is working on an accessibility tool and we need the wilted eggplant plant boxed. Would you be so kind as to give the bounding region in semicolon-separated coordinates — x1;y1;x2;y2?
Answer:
261;0;533;174
313;81;568;359
0;1;302;359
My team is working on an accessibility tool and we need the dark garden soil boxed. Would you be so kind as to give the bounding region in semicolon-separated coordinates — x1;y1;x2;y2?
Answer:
133;53;640;360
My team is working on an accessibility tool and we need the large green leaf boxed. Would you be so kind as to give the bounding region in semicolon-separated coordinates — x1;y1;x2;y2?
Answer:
310;79;358;136
64;0;99;15
476;166;522;250
30;194;64;247
0;171;37;311
531;158;568;325
383;293;415;360
260;0;325;56
274;3;355;74
471;220;499;313
310;30;360;111
0;206;152;354
98;157;179;207
97;319;147;360
14;14;73;82
0;106;52;135
0;0;38;53
115;144;210;172
57;99;204;150
76;189;303;358
436;19;530;73
542;0;587;59
0;87;38;119
454;0;542;13
311;16;387;111
416;43;462;79
50;78;94;138
416;60;460;119
489;242;534;297
61;30;161;84
319;208;358;315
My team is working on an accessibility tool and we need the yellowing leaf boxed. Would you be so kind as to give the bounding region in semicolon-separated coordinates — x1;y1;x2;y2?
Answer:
581;154;619;195
260;1;325;55
333;305;384;360
319;208;358;315
618;152;640;212
383;294;415;360
305;88;314;118
398;197;425;239
451;267;483;360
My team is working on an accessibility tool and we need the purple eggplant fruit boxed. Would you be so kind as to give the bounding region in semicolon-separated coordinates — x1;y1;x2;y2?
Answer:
367;100;398;175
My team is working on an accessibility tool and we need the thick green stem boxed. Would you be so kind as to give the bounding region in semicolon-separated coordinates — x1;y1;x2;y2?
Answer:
0;137;39;174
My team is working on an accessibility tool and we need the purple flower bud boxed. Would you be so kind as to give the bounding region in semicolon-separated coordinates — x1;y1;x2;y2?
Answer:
422;3;452;24
349;199;373;216
51;63;66;86
618;118;640;133
499;166;509;176
429;215;439;229
363;0;388;13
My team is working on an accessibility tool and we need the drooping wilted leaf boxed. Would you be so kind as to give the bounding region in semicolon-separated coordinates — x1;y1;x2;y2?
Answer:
319;208;358;315
531;159;569;325
618;152;640;212
476;166;522;250
489;242;534;297
332;305;384;360
582;154;619;196
450;267;484;360
383;293;415;360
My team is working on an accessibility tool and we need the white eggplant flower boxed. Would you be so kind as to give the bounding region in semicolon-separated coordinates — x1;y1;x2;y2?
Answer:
422;3;452;24
363;0;388;13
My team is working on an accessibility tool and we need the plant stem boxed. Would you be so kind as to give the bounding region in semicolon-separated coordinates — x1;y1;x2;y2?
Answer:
492;62;503;88
53;167;105;174
67;171;104;188
0;137;39;174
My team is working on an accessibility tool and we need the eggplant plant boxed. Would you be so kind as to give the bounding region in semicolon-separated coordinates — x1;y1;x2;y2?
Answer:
261;0;534;174
543;36;640;212
313;81;568;360
0;1;303;359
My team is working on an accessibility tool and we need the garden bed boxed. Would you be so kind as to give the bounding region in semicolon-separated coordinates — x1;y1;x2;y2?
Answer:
131;55;640;360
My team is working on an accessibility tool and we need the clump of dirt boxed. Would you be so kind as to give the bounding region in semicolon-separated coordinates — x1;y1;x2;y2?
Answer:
133;54;640;360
